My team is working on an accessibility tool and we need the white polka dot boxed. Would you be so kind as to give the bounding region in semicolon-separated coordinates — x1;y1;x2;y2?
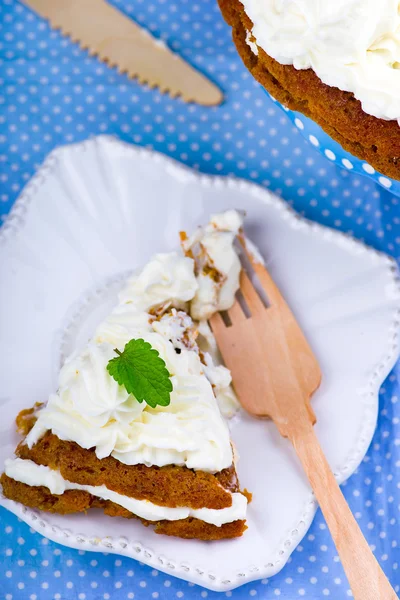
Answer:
309;134;319;147
342;158;354;169
294;118;304;130
362;163;375;174
324;149;336;160
378;176;392;188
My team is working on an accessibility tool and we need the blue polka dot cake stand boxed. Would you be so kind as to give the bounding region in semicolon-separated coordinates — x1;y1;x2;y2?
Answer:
266;93;400;197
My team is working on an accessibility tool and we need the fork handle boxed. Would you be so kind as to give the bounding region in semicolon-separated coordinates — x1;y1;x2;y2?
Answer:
290;422;398;600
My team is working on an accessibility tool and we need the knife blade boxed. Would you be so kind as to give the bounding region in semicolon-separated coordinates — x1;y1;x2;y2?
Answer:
22;0;223;106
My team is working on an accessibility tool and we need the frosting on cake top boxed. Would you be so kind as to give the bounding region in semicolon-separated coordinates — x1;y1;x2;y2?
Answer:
242;0;400;124
26;212;244;473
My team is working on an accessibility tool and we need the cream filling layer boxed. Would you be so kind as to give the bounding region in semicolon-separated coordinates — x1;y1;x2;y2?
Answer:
5;459;247;527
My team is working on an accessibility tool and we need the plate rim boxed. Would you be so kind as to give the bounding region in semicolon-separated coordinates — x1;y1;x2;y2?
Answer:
1;135;400;591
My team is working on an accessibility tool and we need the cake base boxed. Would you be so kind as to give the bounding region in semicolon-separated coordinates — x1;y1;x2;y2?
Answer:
1;474;246;540
218;0;400;180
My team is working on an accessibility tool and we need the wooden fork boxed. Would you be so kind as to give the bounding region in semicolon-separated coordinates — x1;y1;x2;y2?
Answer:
209;240;397;600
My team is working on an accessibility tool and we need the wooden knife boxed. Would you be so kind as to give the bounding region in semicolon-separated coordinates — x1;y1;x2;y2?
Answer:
22;0;223;105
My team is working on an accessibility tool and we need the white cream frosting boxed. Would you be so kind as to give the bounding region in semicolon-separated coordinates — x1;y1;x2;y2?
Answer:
242;0;400;124
25;212;245;474
183;210;243;321
4;459;247;527
246;30;258;56
197;320;240;418
26;336;233;472
119;252;198;311
152;309;198;352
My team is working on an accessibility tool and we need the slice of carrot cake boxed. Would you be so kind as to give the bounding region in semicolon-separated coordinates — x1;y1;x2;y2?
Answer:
1;210;250;540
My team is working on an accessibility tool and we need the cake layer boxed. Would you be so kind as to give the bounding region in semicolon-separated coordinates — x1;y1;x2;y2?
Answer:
3;459;247;527
15;427;239;510
1;474;246;540
219;0;400;180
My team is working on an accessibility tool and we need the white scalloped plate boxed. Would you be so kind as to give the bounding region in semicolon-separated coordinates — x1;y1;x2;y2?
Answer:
1;136;399;592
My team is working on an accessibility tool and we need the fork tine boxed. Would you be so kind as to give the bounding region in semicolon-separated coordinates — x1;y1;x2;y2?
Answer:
239;236;281;306
209;311;225;333
228;297;247;325
240;271;266;314
254;263;282;307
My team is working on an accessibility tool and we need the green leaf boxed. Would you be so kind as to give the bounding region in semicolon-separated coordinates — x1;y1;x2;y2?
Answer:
107;338;173;408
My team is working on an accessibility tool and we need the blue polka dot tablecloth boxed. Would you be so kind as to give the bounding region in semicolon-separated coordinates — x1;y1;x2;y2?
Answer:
1;1;400;599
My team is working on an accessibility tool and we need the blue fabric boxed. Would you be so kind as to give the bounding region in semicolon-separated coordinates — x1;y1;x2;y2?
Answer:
1;1;399;598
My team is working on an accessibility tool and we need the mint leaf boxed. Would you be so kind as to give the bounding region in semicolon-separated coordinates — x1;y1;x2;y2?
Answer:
107;338;172;408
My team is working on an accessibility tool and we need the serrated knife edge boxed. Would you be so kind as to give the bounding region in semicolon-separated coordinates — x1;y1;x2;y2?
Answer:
21;0;224;105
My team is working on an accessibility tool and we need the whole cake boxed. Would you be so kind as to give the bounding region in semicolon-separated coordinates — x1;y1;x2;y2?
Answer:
1;210;250;540
218;0;400;180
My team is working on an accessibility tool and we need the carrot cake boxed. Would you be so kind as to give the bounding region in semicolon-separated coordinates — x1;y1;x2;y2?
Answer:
218;0;400;180
1;210;250;540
